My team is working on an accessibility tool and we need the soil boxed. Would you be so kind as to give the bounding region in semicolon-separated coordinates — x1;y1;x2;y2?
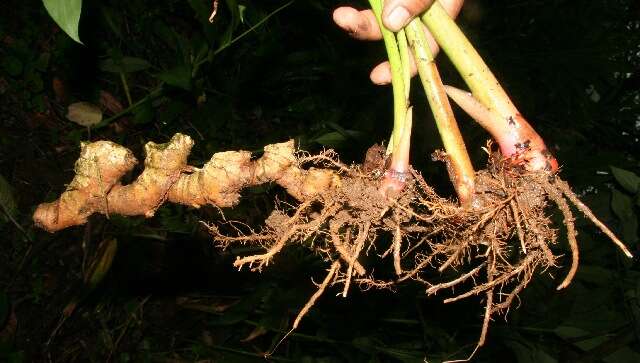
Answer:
211;143;631;352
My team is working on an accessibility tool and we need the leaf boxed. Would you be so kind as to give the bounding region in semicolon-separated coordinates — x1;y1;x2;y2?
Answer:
503;339;557;363
240;325;267;342
158;100;186;125
313;131;347;148
99;57;152;73
66;102;103;127
156;64;192;91
610;166;640;194
133;99;154;125
98;90;123;114
612;189;635;220
553;325;589;339
575;265;615;285
1;56;22;77
0;174;18;226
611;189;639;243
84;238;118;289
99;4;123;38
42;0;83;44
34;53;51;72
238;5;247;23
312;130;363;148
605;347;640;363
25;69;44;93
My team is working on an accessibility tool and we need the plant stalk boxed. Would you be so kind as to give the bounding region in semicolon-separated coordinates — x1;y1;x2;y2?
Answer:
405;18;475;206
421;2;558;172
422;2;516;118
369;0;408;153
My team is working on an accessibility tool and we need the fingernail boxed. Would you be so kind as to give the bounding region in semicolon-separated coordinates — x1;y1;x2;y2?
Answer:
386;6;410;31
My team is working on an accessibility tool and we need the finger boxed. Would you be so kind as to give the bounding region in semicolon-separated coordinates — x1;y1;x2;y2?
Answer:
370;56;418;85
381;0;435;31
372;0;465;84
332;7;382;41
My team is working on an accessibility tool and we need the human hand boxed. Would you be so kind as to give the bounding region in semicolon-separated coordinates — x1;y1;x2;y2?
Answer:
333;0;464;84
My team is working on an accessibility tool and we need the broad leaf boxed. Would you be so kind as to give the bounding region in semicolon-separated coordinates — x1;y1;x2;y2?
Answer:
133;99;154;125
99;57;151;73
156;64;192;91
503;339;558;363
42;0;83;44
313;131;347;148
611;189;639;243
84;238;118;289
610;166;640;194
313;130;363;148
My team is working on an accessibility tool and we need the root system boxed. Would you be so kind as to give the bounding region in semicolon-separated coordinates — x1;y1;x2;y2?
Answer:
34;134;632;352
209;142;632;351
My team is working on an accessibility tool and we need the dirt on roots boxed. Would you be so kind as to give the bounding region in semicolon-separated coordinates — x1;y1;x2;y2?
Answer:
209;143;630;353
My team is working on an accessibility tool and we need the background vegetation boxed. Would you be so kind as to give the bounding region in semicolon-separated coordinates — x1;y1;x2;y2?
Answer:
1;0;639;361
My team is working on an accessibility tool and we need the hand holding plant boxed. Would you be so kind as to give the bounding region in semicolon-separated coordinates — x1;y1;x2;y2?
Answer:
333;0;464;84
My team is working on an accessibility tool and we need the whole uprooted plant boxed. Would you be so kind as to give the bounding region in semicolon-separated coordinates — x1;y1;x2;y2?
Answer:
35;0;632;359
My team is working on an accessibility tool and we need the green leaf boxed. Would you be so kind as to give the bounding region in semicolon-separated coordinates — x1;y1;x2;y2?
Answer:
313;131;347;148
84;238;118;289
31;94;46;113
133;99;154;125
604;347;640;363
554;325;589;339
610;166;640;194
187;0;209;21
99;5;123;38
156;64;192;91
312;130;363;149
611;189;639;243
612;189;635;220
575;265;615;285
25;69;44;93
158;100;186;125
42;0;83;44
34;53;51;72
2;55;23;77
503;339;557;363
238;5;247;23
0;174;18;226
99;57;152;73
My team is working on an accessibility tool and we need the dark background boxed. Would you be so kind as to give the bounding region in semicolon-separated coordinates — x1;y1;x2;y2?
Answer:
0;0;639;362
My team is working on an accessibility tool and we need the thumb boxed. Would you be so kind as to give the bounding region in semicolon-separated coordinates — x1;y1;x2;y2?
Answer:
382;0;434;31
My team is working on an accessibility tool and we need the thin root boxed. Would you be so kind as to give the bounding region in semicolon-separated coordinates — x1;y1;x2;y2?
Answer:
268;261;341;357
544;181;579;290
557;178;633;258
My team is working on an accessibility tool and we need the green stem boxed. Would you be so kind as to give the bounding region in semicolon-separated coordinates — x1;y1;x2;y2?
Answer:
194;0;296;71
405;18;475;206
421;2;517;119
369;0;407;153
94;86;163;129
397;29;411;101
422;2;559;173
119;71;133;106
